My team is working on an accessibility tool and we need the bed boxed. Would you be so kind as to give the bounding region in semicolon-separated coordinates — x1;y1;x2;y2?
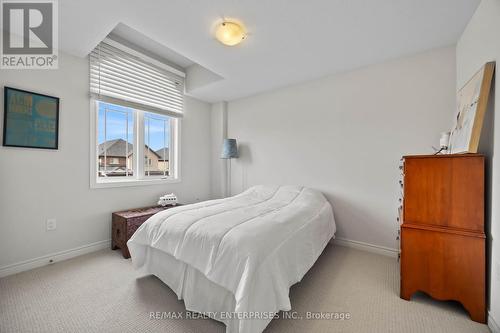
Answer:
127;185;336;333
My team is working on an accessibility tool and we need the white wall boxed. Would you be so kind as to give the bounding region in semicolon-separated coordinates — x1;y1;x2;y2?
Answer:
457;0;500;329
0;51;212;269
226;46;456;250
210;102;228;199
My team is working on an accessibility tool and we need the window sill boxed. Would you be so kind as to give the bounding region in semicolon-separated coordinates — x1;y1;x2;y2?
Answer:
90;177;181;189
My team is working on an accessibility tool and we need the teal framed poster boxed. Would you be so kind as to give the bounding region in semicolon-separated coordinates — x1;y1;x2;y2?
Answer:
3;87;59;149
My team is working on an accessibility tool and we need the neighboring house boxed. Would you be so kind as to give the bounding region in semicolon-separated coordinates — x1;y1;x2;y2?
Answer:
144;148;162;175
98;139;133;176
155;147;169;173
98;139;163;176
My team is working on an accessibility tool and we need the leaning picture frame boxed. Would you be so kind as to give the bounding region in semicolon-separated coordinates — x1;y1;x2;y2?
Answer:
448;62;495;154
3;86;60;150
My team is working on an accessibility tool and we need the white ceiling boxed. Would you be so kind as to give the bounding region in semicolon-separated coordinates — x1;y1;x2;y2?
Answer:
59;0;480;103
109;23;195;70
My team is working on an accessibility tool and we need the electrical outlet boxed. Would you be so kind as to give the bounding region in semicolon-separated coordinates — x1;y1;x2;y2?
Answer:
46;218;57;231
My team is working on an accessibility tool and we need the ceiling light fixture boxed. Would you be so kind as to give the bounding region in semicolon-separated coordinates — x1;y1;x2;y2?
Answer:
215;21;246;46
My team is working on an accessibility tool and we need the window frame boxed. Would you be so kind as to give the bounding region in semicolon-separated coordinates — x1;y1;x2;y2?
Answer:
90;99;181;189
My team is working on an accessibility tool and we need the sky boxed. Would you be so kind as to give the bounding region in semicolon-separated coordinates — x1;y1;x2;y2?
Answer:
97;102;170;151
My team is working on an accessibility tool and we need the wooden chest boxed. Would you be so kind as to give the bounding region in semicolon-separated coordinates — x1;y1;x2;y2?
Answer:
112;205;181;258
399;154;485;323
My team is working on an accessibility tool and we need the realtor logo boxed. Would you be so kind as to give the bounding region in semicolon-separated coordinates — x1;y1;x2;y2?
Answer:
1;0;58;69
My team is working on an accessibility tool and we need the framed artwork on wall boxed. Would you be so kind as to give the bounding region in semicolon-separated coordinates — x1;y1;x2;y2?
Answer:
3;87;60;150
448;62;495;154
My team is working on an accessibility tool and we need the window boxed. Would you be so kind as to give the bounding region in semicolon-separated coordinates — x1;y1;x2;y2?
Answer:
90;38;183;188
94;101;179;186
98;102;134;178
144;112;170;177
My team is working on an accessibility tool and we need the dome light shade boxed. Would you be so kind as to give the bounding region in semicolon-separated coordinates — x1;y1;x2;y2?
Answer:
215;21;246;46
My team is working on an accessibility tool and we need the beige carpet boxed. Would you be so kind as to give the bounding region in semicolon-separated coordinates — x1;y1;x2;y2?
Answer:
0;244;490;333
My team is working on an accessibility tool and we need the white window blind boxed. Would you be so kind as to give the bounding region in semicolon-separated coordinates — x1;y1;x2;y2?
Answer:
90;39;185;117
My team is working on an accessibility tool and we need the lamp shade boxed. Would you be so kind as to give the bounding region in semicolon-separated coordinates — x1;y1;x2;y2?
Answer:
221;138;238;159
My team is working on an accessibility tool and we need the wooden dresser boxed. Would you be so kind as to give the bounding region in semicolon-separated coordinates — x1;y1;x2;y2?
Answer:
399;154;485;323
112;205;181;258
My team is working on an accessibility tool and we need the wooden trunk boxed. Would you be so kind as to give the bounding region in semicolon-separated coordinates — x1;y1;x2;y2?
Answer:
111;205;181;258
400;154;485;323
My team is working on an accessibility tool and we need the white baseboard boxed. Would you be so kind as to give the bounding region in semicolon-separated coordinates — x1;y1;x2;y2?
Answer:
333;237;399;258
0;239;111;278
490;312;500;333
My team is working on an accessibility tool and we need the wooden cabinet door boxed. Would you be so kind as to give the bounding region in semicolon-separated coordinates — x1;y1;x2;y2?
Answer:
404;156;484;232
400;226;485;323
404;157;451;226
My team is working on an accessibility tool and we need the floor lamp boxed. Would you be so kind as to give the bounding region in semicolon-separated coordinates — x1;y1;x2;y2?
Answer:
221;138;238;197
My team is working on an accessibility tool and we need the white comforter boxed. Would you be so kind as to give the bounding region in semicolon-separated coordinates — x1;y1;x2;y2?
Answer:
128;185;336;333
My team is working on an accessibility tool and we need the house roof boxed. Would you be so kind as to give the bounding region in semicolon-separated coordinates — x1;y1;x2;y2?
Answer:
98;139;132;157
98;139;161;158
155;147;169;161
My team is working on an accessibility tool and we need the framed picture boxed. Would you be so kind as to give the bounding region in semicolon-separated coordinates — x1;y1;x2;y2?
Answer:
448;62;495;154
3;87;60;150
